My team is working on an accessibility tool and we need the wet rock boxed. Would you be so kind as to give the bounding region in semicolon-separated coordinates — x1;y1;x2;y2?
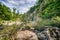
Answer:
36;27;60;40
13;26;60;40
0;24;4;30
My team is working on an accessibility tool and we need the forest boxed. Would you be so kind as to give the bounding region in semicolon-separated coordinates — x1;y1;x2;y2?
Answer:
0;0;60;40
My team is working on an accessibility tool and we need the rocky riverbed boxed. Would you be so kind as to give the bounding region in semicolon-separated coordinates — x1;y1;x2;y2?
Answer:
12;26;60;40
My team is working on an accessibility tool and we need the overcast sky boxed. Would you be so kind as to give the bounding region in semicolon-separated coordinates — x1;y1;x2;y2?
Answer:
0;0;36;13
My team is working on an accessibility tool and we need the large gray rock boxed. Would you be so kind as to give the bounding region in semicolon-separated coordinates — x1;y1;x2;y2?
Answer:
36;27;60;40
0;24;4;30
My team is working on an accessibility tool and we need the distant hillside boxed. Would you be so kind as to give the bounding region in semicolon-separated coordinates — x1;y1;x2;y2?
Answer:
23;0;60;28
27;0;60;18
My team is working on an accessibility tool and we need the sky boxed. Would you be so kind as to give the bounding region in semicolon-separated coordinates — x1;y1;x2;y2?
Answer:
0;0;36;14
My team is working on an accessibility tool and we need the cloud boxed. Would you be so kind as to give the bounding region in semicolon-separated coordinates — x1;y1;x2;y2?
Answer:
0;0;36;13
18;7;29;13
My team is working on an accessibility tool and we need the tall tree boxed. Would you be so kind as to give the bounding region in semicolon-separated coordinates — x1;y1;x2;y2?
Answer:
13;8;16;14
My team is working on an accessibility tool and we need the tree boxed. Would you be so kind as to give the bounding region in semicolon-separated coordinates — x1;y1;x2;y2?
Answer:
13;8;16;14
0;2;13;20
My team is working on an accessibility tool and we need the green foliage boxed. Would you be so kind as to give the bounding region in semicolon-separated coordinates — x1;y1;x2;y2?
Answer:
41;1;60;19
51;16;60;27
0;23;23;40
34;19;54;30
37;0;60;28
27;0;43;13
0;2;21;21
0;0;60;40
26;0;60;30
13;8;16;14
0;2;13;20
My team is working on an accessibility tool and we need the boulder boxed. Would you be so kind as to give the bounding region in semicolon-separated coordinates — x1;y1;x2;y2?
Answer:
36;27;60;40
16;30;38;40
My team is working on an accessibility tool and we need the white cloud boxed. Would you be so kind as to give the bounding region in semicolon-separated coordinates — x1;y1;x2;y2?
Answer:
19;0;25;4
26;0;36;2
18;7;29;13
8;1;16;4
0;0;36;13
7;0;26;5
